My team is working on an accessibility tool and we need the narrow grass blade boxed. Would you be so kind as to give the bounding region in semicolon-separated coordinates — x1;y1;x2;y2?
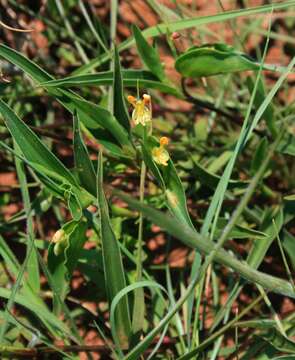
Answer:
73;113;97;196
0;288;72;339
132;25;165;81
0;99;77;186
110;280;169;357
41;70;181;96
246;77;277;138
112;46;130;131
14;142;40;294
97;152;131;349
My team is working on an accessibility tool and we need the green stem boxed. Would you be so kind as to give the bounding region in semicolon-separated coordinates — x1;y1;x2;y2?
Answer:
131;161;146;340
54;0;89;64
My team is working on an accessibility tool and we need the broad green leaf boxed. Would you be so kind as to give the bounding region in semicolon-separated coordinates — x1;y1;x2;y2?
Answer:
64;220;88;276
65;95;133;153
73;114;97;196
175;43;289;78
112;46;131;131
97;152;131;349
67;192;83;221
41;70;181;96
141;139;165;188
132;25;165;81
77;249;105;291
163;161;195;229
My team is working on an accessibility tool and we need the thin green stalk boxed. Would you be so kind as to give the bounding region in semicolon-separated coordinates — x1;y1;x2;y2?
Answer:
177;294;264;360
110;0;118;45
131;161;146;339
78;0;110;54
54;0;89;64
191;277;205;348
0;232;35;343
14;141;40;293
0;144;39;343
256;285;286;335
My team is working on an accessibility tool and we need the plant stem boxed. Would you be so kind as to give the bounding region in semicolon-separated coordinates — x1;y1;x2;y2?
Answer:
132;161;146;340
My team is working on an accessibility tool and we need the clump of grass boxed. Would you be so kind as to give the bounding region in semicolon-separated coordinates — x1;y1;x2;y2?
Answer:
0;1;295;359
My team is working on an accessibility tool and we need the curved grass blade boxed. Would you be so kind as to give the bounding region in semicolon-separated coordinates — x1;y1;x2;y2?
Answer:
110;280;169;357
41;70;181;96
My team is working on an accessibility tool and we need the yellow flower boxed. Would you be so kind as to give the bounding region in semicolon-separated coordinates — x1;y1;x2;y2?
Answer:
127;94;151;126
152;137;170;166
52;229;68;256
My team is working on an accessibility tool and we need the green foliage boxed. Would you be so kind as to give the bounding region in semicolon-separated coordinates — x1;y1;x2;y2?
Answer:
1;1;295;359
